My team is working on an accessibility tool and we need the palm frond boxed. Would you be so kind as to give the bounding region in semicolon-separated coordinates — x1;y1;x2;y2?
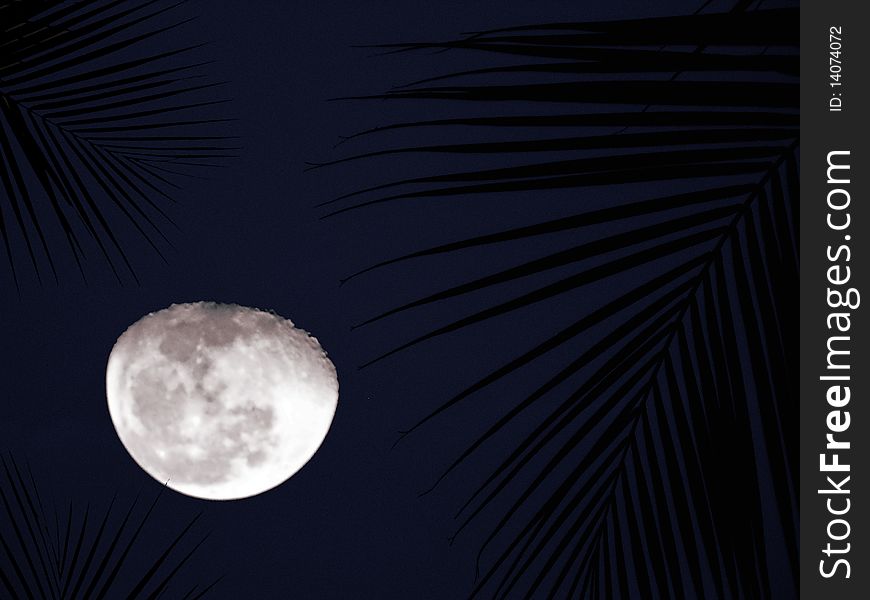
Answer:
0;0;235;289
320;5;798;598
0;453;219;599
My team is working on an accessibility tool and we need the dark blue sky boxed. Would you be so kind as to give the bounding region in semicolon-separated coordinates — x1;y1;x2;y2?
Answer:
0;1;786;597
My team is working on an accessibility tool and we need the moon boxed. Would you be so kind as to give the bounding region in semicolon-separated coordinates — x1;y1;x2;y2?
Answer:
106;302;338;500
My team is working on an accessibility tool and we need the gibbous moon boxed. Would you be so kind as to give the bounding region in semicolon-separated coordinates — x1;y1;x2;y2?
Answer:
106;302;338;500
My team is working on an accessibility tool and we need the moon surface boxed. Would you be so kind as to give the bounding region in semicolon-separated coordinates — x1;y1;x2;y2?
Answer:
106;302;338;500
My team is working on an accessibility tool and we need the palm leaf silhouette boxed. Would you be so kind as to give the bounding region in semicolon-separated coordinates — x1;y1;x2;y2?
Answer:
0;0;234;289
0;453;220;599
320;4;798;598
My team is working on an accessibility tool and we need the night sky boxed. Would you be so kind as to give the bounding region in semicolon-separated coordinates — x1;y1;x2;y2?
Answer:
0;1;790;598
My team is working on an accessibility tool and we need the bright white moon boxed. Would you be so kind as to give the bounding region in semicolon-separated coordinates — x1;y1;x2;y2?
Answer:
106;302;338;500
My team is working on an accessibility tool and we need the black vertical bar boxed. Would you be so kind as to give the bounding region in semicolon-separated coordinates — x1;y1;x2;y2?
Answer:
801;2;869;598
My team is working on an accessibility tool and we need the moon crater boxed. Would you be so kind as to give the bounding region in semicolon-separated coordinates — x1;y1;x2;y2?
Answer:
107;302;338;500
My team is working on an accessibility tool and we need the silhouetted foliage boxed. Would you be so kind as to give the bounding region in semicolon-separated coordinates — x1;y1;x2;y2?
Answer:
322;4;798;598
0;454;220;599
0;0;235;288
